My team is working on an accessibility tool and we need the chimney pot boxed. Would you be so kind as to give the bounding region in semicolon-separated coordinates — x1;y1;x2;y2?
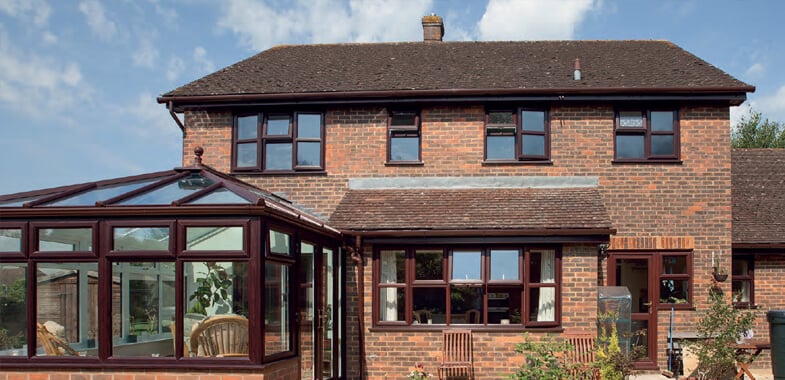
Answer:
422;14;444;42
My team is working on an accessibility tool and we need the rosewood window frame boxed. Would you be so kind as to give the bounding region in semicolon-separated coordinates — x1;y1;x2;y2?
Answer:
614;109;680;162
484;108;550;162
731;255;754;307
387;110;422;164
232;111;325;173
657;251;693;310
372;245;561;329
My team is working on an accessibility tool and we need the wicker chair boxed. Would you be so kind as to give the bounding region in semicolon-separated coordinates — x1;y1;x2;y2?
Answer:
189;314;249;357
36;322;79;356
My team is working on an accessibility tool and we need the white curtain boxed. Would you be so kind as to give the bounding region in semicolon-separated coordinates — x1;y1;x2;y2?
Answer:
380;251;398;321
537;250;556;322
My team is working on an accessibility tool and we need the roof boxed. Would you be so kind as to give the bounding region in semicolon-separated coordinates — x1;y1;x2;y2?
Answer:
328;187;613;235
0;154;336;234
160;40;753;104
732;149;785;246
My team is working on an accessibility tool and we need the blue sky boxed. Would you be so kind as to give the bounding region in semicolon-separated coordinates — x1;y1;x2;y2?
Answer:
1;0;783;195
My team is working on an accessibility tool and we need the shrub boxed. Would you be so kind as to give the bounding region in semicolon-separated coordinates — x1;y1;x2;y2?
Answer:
507;333;576;380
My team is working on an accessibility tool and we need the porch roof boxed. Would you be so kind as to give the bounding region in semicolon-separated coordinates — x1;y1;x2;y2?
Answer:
328;185;614;236
732;148;785;247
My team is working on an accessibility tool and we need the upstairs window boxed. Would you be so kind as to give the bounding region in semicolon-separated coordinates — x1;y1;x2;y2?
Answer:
485;108;549;161
233;112;324;172
615;110;679;161
732;256;754;306
387;111;421;163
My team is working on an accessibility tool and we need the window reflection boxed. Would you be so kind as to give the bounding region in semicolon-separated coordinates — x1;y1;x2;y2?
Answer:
490;249;518;281
0;263;26;356
451;250;481;281
39;228;92;252
186;226;243;251
113;227;170;251
265;262;290;356
0;229;22;252
415;249;442;281
449;286;483;324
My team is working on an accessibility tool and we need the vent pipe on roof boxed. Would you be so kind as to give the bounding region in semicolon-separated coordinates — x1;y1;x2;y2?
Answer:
574;58;582;81
422;14;444;42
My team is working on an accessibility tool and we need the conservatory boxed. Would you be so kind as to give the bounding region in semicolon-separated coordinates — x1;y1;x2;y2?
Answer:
0;151;344;378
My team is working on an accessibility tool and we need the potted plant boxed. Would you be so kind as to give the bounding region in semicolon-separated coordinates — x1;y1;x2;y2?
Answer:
712;266;728;282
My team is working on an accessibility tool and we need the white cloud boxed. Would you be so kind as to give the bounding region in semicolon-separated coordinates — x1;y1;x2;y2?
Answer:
218;0;432;51
0;25;92;117
116;92;180;140
193;46;215;73
0;0;51;26
750;85;785;123
745;62;765;77
166;56;185;81
132;38;159;68
148;0;178;27
41;30;57;44
79;0;118;41
478;0;596;40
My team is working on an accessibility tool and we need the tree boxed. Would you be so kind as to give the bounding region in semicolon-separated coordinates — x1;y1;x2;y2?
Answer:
731;109;785;148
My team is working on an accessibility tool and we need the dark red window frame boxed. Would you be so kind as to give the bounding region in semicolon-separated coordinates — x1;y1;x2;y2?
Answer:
614;109;680;162
484;108;550;162
232;112;325;173
732;255;754;307
387;110;422;164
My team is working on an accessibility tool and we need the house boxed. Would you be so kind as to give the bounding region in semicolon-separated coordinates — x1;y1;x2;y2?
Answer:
0;14;769;380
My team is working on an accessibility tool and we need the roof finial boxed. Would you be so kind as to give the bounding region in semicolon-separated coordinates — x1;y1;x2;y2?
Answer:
194;146;204;166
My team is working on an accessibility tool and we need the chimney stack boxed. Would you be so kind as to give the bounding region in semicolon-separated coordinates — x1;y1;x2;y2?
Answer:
422;14;444;42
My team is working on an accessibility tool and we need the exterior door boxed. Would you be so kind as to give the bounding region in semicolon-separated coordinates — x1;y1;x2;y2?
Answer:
608;254;658;369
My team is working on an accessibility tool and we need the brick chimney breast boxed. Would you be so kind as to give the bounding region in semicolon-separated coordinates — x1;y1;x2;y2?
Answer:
422;14;444;42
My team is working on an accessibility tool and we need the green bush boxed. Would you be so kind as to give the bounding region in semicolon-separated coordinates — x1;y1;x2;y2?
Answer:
507;333;577;380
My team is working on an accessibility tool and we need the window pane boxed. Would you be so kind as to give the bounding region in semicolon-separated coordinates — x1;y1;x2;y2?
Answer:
662;256;687;275
521;134;545;156
616;135;645;159
619;111;644;128
119;174;215;205
186;226;243;251
732;280;751;303
488;111;513;124
265;262;290;356
0;228;22;252
732;258;750;276
46;178;161;207
390;113;417;126
113;227;170;251
529;287;556;322
530;250;556;283
651;135;675;156
651;111;674;132
412;288;446;324
452;251;481;281
415;249;443;281
490;249;518;281
269;230;291;255
39;228;92;252
265;143;293;170
188;188;251;205
486;136;515;160
0;263;26;356
449;286;483;324
488;288;522;325
237;115;258;139
659;279;689;304
267;115;290;136
236;142;258;167
379;250;405;284
297;114;321;138
37;262;98;356
521;110;545;131
184;262;249;357
390;137;419;161
112;262;175;357
378;287;404;322
297;142;322;166
300;243;314;322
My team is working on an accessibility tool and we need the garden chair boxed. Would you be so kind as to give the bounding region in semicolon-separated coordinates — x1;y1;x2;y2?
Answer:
438;329;473;379
562;332;601;380
189;314;249;357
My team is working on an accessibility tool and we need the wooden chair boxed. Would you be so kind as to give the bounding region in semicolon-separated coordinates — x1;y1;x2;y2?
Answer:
464;309;480;324
563;332;601;380
189;314;249;357
438;329;473;379
413;309;432;324
37;322;79;356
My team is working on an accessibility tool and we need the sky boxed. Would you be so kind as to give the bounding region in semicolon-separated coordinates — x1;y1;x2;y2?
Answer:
1;0;784;195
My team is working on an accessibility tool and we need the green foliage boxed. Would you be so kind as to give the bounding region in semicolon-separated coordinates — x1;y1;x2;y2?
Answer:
188;262;233;315
596;323;625;380
0;328;24;350
507;333;576;380
731;109;785;148
687;289;757;379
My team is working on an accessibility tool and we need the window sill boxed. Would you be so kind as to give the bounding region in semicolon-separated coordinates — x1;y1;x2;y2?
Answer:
385;161;424;167
482;160;553;166
230;170;327;176
612;159;682;165
369;325;562;333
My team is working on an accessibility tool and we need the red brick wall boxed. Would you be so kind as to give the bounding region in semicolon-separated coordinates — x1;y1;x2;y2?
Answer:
180;103;733;377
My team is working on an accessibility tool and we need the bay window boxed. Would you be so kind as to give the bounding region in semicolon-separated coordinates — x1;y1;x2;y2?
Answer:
374;246;560;327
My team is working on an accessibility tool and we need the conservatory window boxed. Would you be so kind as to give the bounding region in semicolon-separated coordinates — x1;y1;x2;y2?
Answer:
0;263;26;357
36;262;98;356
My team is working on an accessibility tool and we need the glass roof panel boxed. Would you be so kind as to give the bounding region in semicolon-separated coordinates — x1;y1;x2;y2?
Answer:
0;195;42;207
46;178;164;207
117;174;215;205
187;187;250;205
